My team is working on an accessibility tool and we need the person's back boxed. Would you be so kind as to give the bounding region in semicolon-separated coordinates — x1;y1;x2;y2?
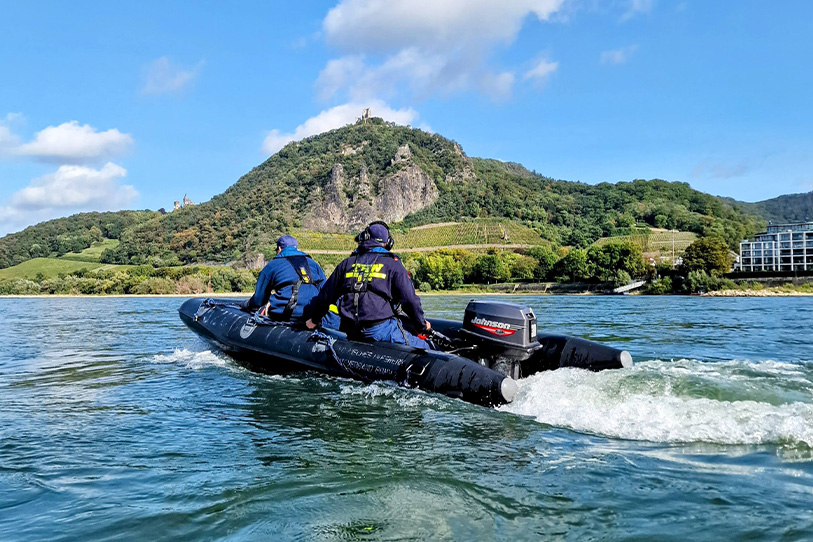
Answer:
305;222;430;348
242;235;326;320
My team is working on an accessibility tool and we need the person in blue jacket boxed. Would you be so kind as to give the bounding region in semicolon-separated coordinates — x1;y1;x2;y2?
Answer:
304;221;431;348
241;235;326;321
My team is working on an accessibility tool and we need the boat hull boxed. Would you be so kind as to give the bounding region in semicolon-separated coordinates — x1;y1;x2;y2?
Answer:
179;298;516;407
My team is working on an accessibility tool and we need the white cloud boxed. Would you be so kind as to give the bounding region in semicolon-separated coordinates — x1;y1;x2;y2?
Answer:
0;162;138;234
262;100;419;155
142;57;204;95
600;45;638;65
523;58;559;85
16;121;133;163
8;163;136;210
481;71;517;99
324;0;566;52
318;48;484;101
0;113;24;156
318;0;568;101
316;56;367;101
621;0;653;21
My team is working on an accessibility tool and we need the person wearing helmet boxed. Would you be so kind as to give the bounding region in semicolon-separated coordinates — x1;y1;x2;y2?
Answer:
241;234;327;321
304;221;431;348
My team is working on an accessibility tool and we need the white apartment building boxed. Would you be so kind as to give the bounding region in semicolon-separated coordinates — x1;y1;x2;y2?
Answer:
739;222;813;272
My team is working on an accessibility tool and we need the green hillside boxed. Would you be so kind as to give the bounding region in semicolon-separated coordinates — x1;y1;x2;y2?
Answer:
290;220;546;253
594;229;697;255
0;258;130;281
59;239;120;262
0;239;132;281
0;210;158;269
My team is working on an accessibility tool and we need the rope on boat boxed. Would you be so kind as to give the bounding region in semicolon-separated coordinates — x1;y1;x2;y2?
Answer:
307;328;367;380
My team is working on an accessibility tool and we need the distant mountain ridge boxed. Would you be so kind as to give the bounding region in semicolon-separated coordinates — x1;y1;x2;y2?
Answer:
1;118;766;268
726;192;813;225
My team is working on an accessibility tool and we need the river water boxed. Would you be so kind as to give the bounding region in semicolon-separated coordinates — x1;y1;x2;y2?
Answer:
1;295;812;541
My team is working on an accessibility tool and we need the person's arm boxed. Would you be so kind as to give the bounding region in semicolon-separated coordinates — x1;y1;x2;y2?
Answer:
304;262;344;326
242;265;273;309
391;265;427;329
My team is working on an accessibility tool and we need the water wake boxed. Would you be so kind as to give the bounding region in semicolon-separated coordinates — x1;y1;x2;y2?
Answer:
152;347;228;370
339;382;447;408
502;359;813;447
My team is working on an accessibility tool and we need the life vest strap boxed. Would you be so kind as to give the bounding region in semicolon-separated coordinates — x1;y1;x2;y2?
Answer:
282;255;312;320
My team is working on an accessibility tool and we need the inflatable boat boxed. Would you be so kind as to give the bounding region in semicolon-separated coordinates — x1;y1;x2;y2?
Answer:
179;298;632;408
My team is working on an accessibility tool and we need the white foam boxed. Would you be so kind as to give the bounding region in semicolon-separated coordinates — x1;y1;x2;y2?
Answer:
152;347;228;370
502;360;813;447
339;381;446;408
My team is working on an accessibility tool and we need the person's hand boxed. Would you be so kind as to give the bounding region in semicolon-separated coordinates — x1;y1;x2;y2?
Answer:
424;320;431;331
305;319;317;330
259;304;268;317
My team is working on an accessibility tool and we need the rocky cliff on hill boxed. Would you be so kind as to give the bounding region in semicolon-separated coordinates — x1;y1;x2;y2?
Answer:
304;144;439;231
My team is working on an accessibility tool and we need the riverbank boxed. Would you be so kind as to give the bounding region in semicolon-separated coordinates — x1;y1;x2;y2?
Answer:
702;288;813;297
5;285;813;298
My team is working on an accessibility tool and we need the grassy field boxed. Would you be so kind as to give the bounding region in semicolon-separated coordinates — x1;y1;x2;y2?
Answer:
59;239;119;263
291;220;547;252
594;229;697;256
0;258;131;280
0;240;130;280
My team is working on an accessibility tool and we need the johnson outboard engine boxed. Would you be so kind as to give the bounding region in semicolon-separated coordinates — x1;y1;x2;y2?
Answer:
459;300;542;379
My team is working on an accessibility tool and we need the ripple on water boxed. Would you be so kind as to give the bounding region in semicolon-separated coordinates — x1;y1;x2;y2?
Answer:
3;297;813;541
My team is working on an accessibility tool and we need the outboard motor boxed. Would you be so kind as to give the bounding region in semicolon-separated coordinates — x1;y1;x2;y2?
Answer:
459;300;542;379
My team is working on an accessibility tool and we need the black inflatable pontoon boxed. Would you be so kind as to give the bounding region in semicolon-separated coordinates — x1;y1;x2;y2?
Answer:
179;298;632;408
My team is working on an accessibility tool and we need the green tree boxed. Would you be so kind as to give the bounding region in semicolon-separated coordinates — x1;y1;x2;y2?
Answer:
646;276;673;294
525;245;559;280
89;226;103;243
472;254;511;283
416;252;463;290
587;241;646;282
510;255;538;280
553;249;590;282
681;237;733;274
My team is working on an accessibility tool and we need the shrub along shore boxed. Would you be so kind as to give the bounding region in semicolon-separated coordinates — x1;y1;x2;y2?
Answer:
1;238;809;297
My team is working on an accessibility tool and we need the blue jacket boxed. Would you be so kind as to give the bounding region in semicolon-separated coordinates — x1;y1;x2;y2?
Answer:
305;242;426;329
243;247;326;320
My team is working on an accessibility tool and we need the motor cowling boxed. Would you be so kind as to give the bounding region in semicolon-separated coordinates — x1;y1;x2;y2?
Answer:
459;300;541;379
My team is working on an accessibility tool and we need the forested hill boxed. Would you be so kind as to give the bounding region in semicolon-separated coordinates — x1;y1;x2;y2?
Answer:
2;118;765;268
408;158;763;248
0;211;158;269
98;118;763;265
728;192;813;225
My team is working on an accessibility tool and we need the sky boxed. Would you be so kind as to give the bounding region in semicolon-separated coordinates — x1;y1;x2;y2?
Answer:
1;0;812;236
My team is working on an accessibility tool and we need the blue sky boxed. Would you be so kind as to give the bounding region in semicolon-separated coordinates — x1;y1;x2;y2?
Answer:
1;0;812;236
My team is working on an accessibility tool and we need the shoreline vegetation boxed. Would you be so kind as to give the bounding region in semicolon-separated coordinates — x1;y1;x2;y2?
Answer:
2;233;811;298
7;240;804;298
3;285;813;298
